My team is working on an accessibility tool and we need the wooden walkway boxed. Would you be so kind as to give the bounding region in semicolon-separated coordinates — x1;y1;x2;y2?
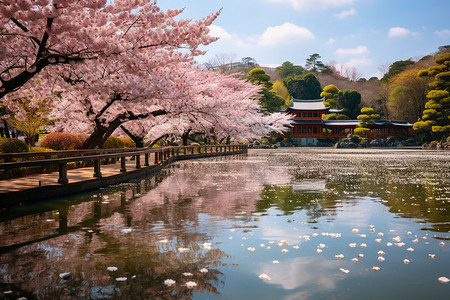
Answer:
0;145;247;207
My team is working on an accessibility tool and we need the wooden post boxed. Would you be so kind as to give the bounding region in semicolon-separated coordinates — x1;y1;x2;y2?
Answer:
120;156;127;172
135;154;141;169
154;151;159;164
58;162;68;184
145;153;149;166
94;159;102;178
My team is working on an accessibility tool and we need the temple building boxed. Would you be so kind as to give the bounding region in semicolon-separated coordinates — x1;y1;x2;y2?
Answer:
281;98;413;145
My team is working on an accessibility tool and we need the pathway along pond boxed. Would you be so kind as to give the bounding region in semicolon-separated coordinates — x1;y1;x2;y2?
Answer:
0;148;449;300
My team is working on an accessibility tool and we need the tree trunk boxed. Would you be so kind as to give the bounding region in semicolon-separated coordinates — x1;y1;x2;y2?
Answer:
182;129;191;146
120;125;144;147
148;136;165;147
81;127;108;149
3;120;10;138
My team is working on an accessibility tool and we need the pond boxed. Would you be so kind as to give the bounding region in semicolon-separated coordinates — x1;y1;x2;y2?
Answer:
0;148;449;299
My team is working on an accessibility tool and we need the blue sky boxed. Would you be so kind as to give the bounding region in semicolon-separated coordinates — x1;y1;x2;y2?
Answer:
158;0;450;79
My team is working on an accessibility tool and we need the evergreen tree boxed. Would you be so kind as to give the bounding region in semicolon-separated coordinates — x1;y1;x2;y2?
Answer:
283;73;321;100
248;68;285;113
413;53;450;140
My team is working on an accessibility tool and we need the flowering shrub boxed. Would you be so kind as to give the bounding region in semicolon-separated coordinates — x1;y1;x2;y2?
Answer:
0;138;29;153
40;133;83;150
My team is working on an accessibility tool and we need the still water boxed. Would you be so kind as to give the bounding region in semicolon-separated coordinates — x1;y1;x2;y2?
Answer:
0;148;449;300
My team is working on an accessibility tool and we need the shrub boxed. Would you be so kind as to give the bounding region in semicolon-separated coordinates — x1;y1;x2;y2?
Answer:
30;147;55;152
103;136;124;148
0;138;29;153
40;132;83;150
317;137;339;144
351;135;361;144
118;137;136;148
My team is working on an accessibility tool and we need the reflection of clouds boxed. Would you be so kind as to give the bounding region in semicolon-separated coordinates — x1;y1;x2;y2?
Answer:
292;180;326;192
261;227;301;246
259;256;341;290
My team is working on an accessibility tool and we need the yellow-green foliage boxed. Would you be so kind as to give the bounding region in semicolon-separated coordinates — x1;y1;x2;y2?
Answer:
30;147;54;152
357;114;371;122
360;107;374;115
272;80;290;106
413;121;430;131
320;84;340;109
103;136;124;148
432;125;450;132
414;52;450;140
354;127;370;136
118;137;136;148
427;90;449;101
0;138;29;153
323;113;350;120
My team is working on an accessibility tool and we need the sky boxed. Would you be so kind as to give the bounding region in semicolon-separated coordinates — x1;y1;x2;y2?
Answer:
158;0;450;79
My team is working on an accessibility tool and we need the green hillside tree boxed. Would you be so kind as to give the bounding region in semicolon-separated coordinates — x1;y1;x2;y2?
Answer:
248;68;285;113
305;53;331;73
381;59;415;82
272;80;291;108
283;73;322;100
276;61;306;79
339;89;362;119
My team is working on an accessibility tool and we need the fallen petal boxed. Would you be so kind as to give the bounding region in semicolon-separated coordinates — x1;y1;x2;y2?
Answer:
438;277;449;284
164;279;176;287
185;281;197;289
259;273;271;281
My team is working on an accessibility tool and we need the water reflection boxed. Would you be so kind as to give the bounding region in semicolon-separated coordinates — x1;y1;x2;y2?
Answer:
0;149;449;299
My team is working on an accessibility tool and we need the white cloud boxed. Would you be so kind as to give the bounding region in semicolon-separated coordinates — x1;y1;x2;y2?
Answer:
325;38;336;45
209;25;232;40
335;57;372;79
388;27;419;38
434;29;450;38
334;8;357;19
343;57;372;67
267;0;354;10
336;45;369;56
258;23;315;46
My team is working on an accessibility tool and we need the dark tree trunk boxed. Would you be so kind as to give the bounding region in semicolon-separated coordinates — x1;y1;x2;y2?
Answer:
81;126;108;149
148;136;165;147
3;120;10;138
120;125;144;147
82;110;167;149
182;129;191;146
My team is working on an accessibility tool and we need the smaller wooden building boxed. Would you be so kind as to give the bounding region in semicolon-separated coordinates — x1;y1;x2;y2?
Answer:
281;98;412;143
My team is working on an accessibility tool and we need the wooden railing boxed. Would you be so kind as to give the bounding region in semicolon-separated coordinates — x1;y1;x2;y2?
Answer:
0;145;247;185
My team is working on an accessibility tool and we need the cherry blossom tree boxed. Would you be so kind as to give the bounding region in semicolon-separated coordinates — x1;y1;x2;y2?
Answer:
115;69;292;145
0;0;219;99
1;1;291;148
